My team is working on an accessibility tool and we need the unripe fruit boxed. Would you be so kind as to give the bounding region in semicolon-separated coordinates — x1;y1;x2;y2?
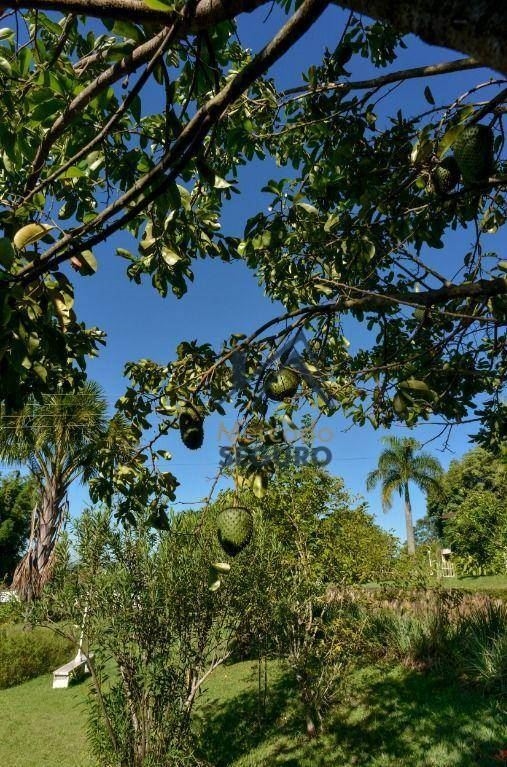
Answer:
264;367;300;401
430;156;460;194
453;124;494;185
179;405;204;450
216;506;253;557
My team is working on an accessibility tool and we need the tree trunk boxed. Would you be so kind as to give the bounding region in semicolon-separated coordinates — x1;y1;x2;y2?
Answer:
339;1;506;75
11;479;67;600
404;483;416;555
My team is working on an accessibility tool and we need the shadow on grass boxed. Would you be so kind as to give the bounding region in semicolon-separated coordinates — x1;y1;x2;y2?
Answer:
196;668;298;766
197;666;506;767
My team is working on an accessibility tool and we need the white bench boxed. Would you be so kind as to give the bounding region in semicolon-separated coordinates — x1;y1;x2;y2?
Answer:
52;651;93;689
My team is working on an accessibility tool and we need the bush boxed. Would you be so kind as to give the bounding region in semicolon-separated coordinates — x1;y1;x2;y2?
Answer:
365;589;456;670
0;623;74;688
365;589;507;692
455;599;507;692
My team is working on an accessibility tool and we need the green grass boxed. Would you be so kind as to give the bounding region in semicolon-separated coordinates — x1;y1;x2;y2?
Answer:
443;574;507;593
0;660;506;767
195;662;507;766
0;671;92;767
364;574;507;600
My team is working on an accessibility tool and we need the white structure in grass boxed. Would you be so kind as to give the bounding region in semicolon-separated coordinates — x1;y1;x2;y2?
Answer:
53;605;93;689
427;547;456;578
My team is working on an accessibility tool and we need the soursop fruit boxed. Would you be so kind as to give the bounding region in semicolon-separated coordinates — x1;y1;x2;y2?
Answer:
264;367;300;401
216;507;253;556
430;156;460;194
453;124;494;185
179;405;204;450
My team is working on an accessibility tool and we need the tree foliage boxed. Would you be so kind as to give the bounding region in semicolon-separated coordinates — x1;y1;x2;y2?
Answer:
0;382;137;597
367;436;442;554
216;464;395;736
444;489;507;574
425;447;507;572
256;464;397;584
35;506;241;767
0;472;37;584
0;1;504;519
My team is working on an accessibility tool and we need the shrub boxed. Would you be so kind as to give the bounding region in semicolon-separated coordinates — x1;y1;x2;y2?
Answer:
364;589;507;692
0;623;74;688
38;507;240;767
455;599;507;692
364;589;456;670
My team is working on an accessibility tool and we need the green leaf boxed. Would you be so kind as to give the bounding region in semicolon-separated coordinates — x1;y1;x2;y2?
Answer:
13;223;54;250
59;166;87;179
74;250;98;275
324;212;340;232
423;86;435;105
296;202;319;215
142;0;175;10
117;247;135;261
112;20;144;41
438;126;463;158
0;237;14;268
31;99;64;123
161;246;181;266
252;472;268;499
0;56;12;76
399;378;436;401
213;175;233;189
32;362;47;382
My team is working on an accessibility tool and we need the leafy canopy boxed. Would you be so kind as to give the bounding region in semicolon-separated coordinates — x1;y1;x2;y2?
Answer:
0;1;504;519
0;472;37;583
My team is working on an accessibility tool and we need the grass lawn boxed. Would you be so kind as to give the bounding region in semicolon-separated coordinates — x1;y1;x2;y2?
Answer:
1;660;505;767
443;574;507;595
196;662;507;766
0;672;91;767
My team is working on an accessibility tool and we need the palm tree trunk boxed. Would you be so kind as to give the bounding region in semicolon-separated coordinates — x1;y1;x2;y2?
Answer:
12;479;66;600
404;483;416;555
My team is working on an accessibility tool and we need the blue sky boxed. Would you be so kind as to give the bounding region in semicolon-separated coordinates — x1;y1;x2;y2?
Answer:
5;3;505;544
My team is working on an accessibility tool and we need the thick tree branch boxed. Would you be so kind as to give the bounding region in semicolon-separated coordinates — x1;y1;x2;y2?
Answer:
0;0;268;29
1;0;506;73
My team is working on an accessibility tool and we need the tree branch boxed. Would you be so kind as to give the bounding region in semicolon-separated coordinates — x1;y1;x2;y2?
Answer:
193;276;507;390
1;0;506;73
283;57;483;99
20;24;181;206
22;24;179;195
0;0;269;29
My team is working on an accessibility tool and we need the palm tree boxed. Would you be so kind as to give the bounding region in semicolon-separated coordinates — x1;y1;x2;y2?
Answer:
366;436;443;555
0;382;108;599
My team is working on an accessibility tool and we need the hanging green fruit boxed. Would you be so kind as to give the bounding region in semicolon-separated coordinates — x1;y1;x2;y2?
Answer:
453;124;494;185
264;367;300;401
207;567;221;592
147;507;170;531
216;506;253;557
430;156;460;194
212;561;231;574
179;404;204;450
